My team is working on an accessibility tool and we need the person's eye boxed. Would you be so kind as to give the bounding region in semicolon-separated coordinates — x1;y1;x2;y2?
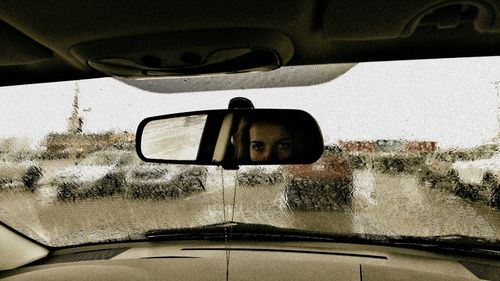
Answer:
252;144;265;151
277;142;291;149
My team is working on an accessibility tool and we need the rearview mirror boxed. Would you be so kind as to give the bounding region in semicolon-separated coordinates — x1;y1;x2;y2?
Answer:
136;109;324;166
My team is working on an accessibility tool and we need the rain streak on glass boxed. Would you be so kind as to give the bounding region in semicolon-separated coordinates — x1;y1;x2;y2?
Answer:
0;57;499;247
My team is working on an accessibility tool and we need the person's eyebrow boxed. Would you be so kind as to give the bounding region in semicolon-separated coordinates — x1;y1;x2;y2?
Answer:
250;141;265;144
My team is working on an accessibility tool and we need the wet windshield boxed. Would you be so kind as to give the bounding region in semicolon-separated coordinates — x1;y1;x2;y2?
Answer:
0;57;499;247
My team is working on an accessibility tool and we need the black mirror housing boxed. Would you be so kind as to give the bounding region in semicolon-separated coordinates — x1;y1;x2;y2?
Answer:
136;109;324;166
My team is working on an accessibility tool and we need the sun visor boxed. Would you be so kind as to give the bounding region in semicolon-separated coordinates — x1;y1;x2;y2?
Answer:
70;29;294;77
0;21;53;66
322;0;500;40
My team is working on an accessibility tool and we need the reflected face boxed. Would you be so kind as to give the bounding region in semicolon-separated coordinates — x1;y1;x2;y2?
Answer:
249;121;293;161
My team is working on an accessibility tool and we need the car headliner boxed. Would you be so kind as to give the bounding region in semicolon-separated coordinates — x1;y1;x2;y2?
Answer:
1;0;500;87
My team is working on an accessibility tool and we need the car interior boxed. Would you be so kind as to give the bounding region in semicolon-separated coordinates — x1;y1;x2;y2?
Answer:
2;0;500;86
1;0;500;280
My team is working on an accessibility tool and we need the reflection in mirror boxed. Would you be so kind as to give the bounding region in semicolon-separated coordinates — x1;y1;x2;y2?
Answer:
232;113;320;163
138;109;324;165
141;115;207;160
224;110;325;165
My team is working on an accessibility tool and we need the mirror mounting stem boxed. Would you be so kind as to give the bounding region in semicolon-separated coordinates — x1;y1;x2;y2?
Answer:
221;164;239;170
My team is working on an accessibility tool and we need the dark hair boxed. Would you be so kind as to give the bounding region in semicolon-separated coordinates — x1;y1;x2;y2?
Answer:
232;117;252;161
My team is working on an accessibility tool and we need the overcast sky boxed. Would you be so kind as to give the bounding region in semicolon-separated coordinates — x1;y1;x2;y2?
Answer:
1;56;499;149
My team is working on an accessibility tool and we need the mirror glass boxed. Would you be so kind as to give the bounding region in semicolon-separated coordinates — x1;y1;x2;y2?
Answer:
137;109;324;165
141;115;207;160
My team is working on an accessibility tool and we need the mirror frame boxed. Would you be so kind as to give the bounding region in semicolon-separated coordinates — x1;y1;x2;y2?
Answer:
136;109;324;166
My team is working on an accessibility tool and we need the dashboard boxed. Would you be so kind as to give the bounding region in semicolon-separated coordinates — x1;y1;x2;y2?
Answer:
1;240;498;280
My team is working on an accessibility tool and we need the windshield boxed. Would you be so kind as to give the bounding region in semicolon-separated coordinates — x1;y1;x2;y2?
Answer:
0;57;499;247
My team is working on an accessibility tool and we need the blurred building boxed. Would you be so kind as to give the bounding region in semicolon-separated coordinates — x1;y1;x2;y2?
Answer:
337;141;377;153
67;82;83;135
42;82;135;159
404;141;438;153
376;139;405;152
338;140;437;154
41;131;135;159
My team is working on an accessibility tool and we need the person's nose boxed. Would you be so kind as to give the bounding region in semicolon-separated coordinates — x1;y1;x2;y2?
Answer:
264;148;280;161
262;148;273;161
